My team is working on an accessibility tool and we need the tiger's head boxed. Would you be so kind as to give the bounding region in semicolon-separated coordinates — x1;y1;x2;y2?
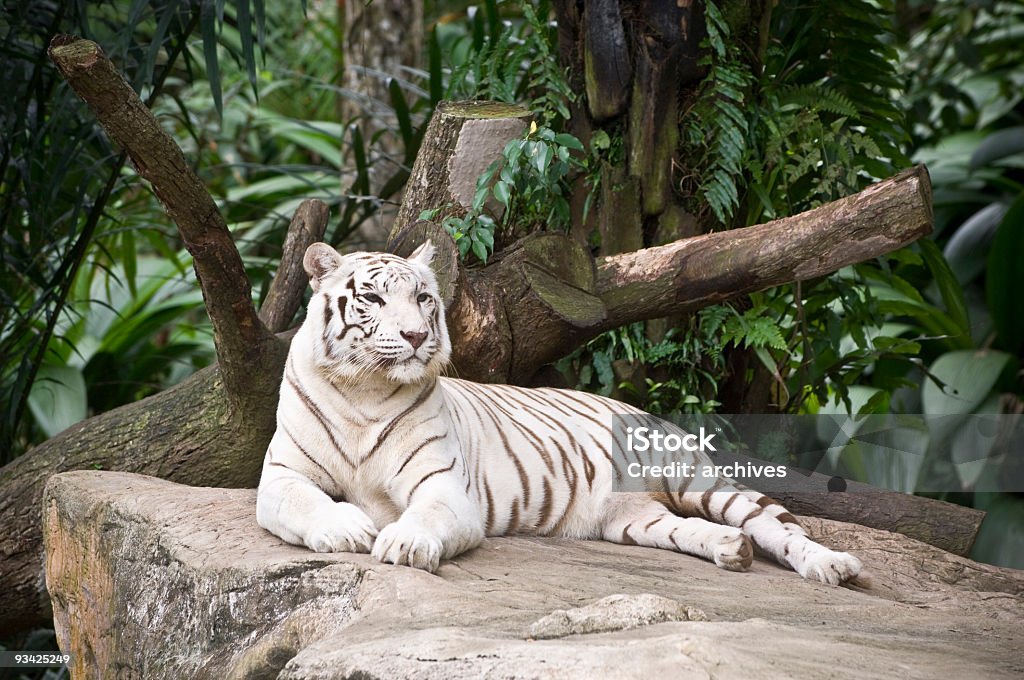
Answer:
301;241;450;384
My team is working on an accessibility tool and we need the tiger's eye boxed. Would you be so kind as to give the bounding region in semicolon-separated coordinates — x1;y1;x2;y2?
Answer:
417;293;431;303
362;293;385;305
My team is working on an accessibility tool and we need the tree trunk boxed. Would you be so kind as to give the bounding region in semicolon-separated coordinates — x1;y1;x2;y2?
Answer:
341;0;424;248
0;365;248;635
389;100;532;238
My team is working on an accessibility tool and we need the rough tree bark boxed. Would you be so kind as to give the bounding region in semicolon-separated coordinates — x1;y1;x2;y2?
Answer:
391;100;533;234
392;162;932;385
0;37;961;636
258;200;332;333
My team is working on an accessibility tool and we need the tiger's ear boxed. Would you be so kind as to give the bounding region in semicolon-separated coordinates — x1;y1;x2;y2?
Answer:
407;240;435;266
303;242;343;293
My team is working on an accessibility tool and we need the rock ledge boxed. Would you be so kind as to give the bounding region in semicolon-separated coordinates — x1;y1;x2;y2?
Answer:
43;471;1024;679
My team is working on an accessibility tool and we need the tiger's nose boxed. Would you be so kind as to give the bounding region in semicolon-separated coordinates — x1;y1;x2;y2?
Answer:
401;329;428;349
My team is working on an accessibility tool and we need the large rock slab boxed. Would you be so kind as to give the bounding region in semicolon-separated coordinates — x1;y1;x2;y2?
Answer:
43;471;1024;679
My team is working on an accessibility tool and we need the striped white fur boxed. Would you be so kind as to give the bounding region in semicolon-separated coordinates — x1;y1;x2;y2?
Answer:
256;242;862;584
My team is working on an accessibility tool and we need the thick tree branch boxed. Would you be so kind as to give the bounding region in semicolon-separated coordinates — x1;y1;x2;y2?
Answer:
48;36;275;404
432;165;933;384
594;165;933;327
259;199;330;333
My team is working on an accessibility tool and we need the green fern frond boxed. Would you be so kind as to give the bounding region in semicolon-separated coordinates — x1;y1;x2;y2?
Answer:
775;85;858;118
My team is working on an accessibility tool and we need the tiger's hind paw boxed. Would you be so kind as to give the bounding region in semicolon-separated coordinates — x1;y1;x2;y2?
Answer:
712;529;754;571
799;549;862;585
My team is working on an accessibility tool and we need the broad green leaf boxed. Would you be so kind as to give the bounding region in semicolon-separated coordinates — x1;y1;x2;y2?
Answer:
874;299;965;347
28;364;88;438
918;237;970;338
237;0;257;96
970;126;1024;169
949;393;1001;486
349;124;370;196
533;142;552;173
428;26;443;105
470;4;486;51
267;126;342;167
986;194;1024;353
839;420;927;493
473;183;489;212
969;493;1024;569
943;202;1006;284
225;173;334;202
484;0;500;41
475;227;494;249
493;180;511;207
389;78;414;152
922;349;1011;416
253;0;266;45
121;228;137;299
145;0;182;88
553;133;584;152
200;0;222;117
471;237;488;263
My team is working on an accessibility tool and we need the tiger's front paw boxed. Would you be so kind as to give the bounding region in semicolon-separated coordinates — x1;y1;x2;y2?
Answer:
371;520;443;572
799;548;862;585
305;502;378;554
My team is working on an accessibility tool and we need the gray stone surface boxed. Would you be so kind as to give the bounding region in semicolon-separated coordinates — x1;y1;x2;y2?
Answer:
43;471;1024;679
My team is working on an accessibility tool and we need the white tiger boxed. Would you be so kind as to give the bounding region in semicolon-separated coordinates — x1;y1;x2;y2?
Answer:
256;242;862;584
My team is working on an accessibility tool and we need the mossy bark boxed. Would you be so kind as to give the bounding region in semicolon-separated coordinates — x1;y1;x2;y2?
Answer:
0;356;286;635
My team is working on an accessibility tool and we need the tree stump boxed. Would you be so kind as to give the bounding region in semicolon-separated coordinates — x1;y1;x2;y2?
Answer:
388;100;532;244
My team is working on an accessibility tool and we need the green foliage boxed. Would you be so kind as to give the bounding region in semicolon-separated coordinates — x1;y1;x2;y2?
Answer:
558;320;723;415
685;0;753;224
3;0;1021;568
605;0;913;421
435;123;585;263
27;258;212;440
421;2;585;265
442;0;573;125
685;0;908;226
0;0;240;460
0;0;427;460
886;1;1024;568
987;194;1024;354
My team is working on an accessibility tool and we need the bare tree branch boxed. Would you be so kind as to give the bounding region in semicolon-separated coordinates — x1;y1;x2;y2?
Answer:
259;199;330;333
427;166;933;384
594;165;933;326
48;36;275;404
